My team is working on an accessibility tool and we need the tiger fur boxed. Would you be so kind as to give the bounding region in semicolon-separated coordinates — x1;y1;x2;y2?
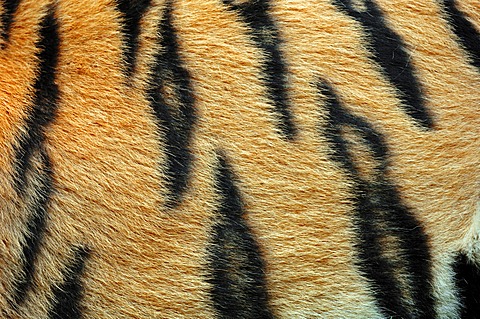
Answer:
0;0;479;318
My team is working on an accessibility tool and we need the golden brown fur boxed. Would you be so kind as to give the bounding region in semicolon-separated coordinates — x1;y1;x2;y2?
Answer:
0;0;478;318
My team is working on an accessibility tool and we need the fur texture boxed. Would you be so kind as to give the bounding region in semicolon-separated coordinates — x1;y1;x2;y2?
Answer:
0;0;479;318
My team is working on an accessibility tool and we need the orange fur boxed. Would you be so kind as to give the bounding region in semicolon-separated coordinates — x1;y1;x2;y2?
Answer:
0;0;478;318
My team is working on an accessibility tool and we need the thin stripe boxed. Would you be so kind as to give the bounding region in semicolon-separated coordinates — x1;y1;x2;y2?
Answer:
331;0;434;129
13;8;60;193
0;0;20;43
442;0;480;70
13;150;52;305
222;0;296;139
148;0;195;207
116;0;151;76
12;8;60;305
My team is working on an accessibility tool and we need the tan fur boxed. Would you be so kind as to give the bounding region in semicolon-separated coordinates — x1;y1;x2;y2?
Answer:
0;0;478;318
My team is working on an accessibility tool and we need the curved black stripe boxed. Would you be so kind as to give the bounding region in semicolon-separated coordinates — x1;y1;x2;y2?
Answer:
13;150;52;305
12;8;59;305
48;247;90;319
454;254;480;319
207;154;273;319
13;8;60;193
0;0;20;43
148;1;195;207
320;83;406;318
222;0;296;139
442;0;480;70
116;0;151;75
331;0;433;129
319;82;434;318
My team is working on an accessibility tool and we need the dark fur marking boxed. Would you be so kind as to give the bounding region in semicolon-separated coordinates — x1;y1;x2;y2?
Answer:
319;82;434;318
12;150;52;306
222;0;296;139
116;0;151;76
0;0;20;43
148;0;195;207
207;154;273;319
331;0;434;129
11;8;59;306
48;247;90;319
454;254;480;319
442;0;480;70
13;8;60;193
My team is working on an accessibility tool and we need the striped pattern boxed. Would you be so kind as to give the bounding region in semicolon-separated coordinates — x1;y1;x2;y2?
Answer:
222;0;296;139
8;7;91;317
207;154;273;319
0;0;478;318
12;8;59;305
0;0;20;42
147;0;196;207
116;0;151;76
442;0;480;70
320;82;434;318
331;0;434;129
13;8;59;193
12;151;52;306
48;247;90;319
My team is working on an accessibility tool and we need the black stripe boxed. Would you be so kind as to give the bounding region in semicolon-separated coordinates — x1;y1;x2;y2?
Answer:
12;150;52;305
222;0;296;139
442;0;480;70
148;1;195;207
0;0;20;43
48;247;90;319
454;254;480;319
331;0;433;129
207;154;273;319
13;8;60;193
319;82;434;318
11;8;59;305
116;0;151;76
320;83;406;317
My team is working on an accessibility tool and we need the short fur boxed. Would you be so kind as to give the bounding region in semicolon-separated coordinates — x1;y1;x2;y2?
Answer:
0;0;478;318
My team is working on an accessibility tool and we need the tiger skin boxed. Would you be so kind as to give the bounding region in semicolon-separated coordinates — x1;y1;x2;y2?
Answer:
0;0;479;318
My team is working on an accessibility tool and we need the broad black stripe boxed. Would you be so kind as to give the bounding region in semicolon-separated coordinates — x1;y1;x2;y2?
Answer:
148;0;195;207
442;0;480;70
331;0;433;129
116;0;151;76
319;82;434;319
11;8;60;305
222;0;296;139
207;154;273;319
48;247;90;319
454;254;480;319
0;0;20;43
